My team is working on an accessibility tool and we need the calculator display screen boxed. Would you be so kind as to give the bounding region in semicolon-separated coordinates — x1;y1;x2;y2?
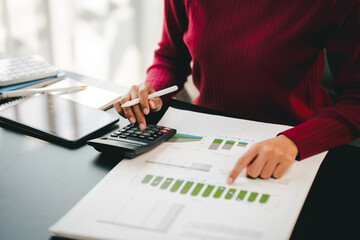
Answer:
0;94;118;145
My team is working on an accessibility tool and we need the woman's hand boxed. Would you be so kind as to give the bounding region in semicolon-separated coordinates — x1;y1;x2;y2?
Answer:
227;135;298;183
113;83;163;130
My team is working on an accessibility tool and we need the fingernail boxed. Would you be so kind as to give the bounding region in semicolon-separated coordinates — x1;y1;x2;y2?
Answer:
227;177;233;185
143;108;149;115
129;117;135;123
140;123;145;130
150;100;155;109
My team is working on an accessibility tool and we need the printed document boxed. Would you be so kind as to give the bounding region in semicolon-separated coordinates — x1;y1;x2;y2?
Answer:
50;107;327;240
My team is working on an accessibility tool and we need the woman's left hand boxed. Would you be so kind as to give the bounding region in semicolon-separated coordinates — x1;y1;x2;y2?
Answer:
227;135;298;183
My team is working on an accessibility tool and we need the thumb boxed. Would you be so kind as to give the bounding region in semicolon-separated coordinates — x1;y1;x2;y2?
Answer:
149;98;163;112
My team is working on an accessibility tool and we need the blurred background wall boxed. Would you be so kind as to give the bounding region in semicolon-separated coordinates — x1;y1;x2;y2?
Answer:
0;0;163;87
0;0;336;103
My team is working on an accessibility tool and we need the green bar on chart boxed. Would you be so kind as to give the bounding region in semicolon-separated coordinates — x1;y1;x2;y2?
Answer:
209;139;223;150
248;192;259;202
259;194;270;203
141;174;153;184
222;140;235;150
160;178;174;190
191;183;205;196
236;190;248;201
237;142;248;147
180;181;194;194
225;188;237;200
170;179;184;192
202;185;215;197
151;176;164;186
213;186;226;199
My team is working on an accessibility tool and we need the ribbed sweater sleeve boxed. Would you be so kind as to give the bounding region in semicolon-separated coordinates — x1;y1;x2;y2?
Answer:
281;3;360;159
145;0;191;100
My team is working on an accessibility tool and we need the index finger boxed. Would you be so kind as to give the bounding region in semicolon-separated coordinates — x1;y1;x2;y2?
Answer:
227;145;259;184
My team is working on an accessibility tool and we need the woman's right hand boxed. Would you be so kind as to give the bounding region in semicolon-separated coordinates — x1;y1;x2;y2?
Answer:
113;82;163;130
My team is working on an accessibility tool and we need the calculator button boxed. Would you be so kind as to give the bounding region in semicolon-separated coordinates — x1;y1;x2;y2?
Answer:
160;129;168;133
147;137;155;141
119;135;127;138
139;135;146;139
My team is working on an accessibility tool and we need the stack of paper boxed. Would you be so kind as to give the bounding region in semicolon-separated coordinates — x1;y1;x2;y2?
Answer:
50;107;326;240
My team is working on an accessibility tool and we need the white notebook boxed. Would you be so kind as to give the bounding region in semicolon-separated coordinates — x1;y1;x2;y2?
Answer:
50;78;123;110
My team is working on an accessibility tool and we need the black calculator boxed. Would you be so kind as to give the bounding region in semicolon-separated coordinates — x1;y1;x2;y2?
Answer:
87;123;176;158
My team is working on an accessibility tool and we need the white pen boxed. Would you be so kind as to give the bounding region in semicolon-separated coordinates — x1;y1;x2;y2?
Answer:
0;85;87;99
121;85;178;107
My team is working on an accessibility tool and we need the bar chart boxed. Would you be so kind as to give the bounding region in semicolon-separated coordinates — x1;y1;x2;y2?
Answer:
209;139;223;150
141;174;270;204
222;140;236;150
169;132;252;153
169;133;203;142
237;141;248;147
208;137;251;150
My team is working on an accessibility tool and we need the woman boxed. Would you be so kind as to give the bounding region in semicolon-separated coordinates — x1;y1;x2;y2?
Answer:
114;0;360;183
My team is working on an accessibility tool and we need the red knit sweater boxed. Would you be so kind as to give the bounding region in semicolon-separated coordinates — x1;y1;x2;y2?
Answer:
146;0;360;160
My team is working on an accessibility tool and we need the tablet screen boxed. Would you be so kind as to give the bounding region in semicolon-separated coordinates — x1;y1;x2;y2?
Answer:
0;94;119;147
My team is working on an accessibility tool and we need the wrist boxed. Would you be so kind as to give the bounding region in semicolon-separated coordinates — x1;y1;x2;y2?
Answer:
277;134;299;159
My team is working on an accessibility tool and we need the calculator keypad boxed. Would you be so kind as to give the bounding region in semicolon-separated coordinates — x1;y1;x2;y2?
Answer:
109;124;173;143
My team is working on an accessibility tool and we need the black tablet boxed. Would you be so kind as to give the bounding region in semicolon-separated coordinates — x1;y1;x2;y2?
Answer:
0;94;119;148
